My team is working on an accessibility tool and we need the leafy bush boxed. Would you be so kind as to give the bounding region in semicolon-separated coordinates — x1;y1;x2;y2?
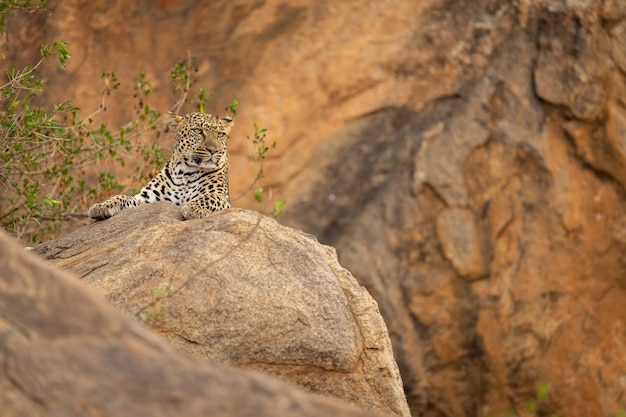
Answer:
1;43;169;242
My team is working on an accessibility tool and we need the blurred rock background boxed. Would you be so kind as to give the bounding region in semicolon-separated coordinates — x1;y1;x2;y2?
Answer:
4;1;626;416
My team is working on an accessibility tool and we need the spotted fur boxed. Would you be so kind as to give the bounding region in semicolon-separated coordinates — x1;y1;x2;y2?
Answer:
88;112;234;220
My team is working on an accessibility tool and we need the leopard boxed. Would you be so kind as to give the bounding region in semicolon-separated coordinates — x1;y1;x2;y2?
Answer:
88;111;234;221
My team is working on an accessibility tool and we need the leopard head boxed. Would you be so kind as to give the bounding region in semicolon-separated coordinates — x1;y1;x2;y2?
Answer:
170;112;234;171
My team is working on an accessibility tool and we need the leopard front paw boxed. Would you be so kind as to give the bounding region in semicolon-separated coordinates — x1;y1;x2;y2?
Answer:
88;203;118;220
88;195;139;220
181;204;201;220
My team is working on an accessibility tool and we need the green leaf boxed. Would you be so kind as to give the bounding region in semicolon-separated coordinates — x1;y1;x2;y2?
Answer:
275;199;286;211
53;41;71;69
254;187;263;203
229;99;239;115
42;197;62;207
272;199;286;218
537;382;550;401
40;43;51;58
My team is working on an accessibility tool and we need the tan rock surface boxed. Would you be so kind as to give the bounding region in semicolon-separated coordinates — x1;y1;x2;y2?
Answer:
0;230;381;417
435;207;487;280
33;203;410;417
6;1;626;416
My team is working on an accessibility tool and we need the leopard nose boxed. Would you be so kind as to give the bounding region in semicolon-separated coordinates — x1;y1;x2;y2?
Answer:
207;146;217;154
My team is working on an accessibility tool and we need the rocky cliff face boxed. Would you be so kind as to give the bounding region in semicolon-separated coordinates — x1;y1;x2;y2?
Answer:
6;1;626;416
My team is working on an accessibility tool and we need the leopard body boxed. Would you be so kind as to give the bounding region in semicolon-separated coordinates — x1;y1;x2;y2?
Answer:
88;112;234;220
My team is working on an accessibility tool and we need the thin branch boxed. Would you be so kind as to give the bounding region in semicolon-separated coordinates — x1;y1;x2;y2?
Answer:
0;57;46;90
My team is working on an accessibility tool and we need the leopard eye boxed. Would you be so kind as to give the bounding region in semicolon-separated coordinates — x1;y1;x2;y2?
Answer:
192;128;205;139
218;131;227;139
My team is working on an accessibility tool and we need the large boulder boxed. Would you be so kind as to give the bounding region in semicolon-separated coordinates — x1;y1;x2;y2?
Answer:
0;230;379;417
33;203;410;417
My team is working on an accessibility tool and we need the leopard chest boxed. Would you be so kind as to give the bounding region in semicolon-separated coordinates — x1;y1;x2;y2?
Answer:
159;161;227;205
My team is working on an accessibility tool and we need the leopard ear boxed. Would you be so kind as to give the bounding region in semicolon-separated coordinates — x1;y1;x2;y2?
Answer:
221;114;234;132
168;111;185;125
